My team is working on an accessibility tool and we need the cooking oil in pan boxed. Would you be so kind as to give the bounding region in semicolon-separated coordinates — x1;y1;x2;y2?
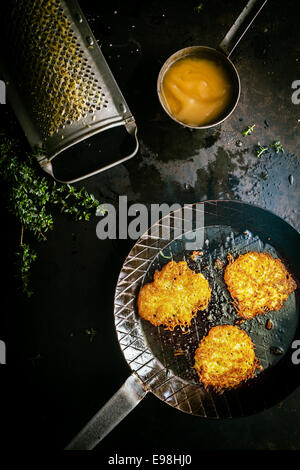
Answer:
141;227;298;386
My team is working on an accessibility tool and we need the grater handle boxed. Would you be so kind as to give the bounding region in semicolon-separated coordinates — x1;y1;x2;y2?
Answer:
64;373;149;450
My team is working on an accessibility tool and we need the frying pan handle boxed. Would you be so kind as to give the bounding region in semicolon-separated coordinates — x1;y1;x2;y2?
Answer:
65;373;149;450
218;0;268;57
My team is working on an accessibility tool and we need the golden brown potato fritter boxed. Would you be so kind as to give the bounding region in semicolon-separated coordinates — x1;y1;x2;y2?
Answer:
194;325;261;392
224;251;297;319
137;261;211;331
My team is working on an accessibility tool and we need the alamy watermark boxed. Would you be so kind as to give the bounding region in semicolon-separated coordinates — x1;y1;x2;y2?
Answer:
96;196;204;250
291;80;300;105
0;80;6;105
0;340;6;365
291;340;300;365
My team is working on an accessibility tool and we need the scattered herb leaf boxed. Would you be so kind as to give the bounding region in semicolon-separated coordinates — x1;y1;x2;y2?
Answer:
256;143;269;158
271;140;284;153
242;124;256;136
85;327;97;343
194;2;203;13
29;353;43;367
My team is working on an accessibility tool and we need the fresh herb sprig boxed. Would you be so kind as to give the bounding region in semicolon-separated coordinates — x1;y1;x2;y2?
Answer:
194;2;203;13
0;133;105;296
16;240;37;298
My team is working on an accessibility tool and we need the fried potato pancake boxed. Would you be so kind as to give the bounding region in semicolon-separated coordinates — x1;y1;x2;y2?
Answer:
224;251;297;319
137;261;211;331
194;325;260;392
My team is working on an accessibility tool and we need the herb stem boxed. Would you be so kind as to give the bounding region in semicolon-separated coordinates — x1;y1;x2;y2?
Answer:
20;225;24;246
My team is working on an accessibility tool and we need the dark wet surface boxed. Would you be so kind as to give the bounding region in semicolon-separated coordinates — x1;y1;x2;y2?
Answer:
79;0;300;229
0;0;300;454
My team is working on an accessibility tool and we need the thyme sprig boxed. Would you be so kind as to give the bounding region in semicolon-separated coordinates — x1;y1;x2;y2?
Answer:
0;133;105;296
16;241;37;298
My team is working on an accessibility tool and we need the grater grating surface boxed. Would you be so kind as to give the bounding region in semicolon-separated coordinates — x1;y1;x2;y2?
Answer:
9;0;107;137
1;0;138;183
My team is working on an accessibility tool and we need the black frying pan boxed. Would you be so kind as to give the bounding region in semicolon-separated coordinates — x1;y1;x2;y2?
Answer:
66;200;300;450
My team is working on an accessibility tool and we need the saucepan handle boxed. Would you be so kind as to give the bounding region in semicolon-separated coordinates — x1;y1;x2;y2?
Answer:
65;373;149;450
219;0;268;57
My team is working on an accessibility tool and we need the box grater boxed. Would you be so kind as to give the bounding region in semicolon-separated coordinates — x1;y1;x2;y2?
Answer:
0;0;139;183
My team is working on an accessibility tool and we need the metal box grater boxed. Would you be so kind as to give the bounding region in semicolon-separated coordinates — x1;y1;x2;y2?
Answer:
0;0;139;183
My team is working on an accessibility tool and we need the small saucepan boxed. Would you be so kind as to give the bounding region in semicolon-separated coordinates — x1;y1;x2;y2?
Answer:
157;0;268;129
